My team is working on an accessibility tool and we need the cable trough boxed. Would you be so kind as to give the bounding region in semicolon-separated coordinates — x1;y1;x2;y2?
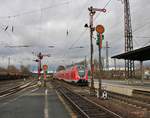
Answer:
56;85;122;118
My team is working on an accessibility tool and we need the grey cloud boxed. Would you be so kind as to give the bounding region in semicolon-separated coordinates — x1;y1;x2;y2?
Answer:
0;0;149;68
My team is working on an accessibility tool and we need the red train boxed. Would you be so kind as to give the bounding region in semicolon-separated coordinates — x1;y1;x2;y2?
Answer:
54;65;88;85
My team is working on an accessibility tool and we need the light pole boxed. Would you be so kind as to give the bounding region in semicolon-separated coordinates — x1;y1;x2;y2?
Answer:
85;6;106;96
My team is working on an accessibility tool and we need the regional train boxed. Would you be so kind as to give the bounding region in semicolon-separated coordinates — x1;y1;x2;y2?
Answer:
54;65;89;85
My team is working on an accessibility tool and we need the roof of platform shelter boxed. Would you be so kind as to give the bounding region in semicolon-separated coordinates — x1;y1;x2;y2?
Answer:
111;45;150;61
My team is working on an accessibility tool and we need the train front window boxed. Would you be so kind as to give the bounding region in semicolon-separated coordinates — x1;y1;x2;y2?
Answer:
78;66;85;77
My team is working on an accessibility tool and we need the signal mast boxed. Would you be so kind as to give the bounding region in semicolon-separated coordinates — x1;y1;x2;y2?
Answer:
33;52;50;79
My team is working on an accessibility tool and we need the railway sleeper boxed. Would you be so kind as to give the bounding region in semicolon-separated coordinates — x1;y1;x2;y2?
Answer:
133;90;150;97
132;94;150;103
58;87;122;118
109;93;150;110
88;113;111;118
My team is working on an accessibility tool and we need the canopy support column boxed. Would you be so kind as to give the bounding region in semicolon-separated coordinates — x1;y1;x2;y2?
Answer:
140;61;144;84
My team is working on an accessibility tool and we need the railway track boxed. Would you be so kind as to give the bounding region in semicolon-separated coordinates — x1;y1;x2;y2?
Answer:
132;89;150;103
51;79;150;117
107;91;150;111
133;89;150;96
52;81;122;118
0;80;36;98
0;79;32;91
0;79;22;85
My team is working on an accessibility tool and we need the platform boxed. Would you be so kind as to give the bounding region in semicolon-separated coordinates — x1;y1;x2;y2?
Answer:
0;83;72;118
90;79;150;96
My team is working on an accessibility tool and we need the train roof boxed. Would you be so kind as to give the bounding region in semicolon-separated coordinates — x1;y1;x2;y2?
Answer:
66;64;85;69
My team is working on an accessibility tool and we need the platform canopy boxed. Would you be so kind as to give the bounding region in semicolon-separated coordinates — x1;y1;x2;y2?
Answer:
111;45;150;61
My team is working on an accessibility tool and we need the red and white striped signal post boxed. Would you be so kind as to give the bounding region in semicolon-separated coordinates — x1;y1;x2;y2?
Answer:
96;24;105;98
43;64;48;87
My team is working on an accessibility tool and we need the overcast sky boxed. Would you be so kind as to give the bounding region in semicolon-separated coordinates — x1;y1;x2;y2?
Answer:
0;0;150;70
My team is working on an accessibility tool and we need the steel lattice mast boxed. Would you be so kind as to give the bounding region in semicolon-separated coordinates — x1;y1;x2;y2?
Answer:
124;0;134;79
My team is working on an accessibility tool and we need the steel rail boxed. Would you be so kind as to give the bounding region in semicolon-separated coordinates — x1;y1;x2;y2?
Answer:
107;91;150;110
56;85;122;118
0;80;36;98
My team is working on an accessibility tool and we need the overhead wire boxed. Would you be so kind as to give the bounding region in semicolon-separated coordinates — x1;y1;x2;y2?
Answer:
130;8;150;47
133;21;150;33
62;0;113;62
66;0;70;38
68;0;113;50
68;29;87;49
133;37;140;47
143;40;150;47
63;29;88;60
68;1;90;32
94;0;112;21
0;1;72;59
99;0;148;48
0;1;71;19
108;0;150;48
134;36;150;39
0;1;71;43
62;1;90;59
134;36;150;47
0;0;78;46
132;21;150;47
